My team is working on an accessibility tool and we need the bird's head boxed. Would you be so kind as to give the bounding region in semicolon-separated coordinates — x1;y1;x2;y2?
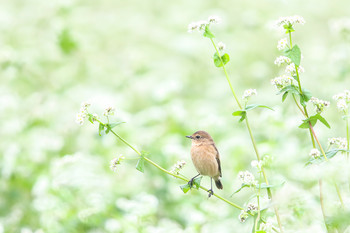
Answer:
186;130;213;143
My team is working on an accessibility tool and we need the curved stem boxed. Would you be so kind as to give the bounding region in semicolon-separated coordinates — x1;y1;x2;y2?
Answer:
319;179;330;232
333;181;344;208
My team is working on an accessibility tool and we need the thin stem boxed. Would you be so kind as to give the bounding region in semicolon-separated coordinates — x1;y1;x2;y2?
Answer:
347;117;350;191
210;38;242;110
209;38;283;232
255;172;262;232
333;181;345;208
309;125;328;161
319;179;329;232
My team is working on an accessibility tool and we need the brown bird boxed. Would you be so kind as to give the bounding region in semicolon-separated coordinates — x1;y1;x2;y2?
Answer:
186;130;223;197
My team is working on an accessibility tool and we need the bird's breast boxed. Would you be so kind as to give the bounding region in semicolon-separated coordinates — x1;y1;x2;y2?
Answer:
191;144;219;178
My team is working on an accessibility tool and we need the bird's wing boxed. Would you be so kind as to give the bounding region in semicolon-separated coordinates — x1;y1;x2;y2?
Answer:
212;143;222;177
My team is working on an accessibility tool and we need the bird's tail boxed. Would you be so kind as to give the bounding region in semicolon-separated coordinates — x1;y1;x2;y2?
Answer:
215;178;223;189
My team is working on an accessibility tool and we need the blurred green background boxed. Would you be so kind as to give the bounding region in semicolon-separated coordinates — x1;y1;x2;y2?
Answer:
1;0;350;232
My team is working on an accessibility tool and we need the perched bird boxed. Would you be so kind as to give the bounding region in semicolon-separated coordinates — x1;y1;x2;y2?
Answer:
186;130;223;197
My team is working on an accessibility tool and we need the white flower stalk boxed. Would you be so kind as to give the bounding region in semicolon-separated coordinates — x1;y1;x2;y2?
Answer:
275;15;306;27
239;210;248;223
238;171;257;187
285;63;304;76
217;41;226;52
170;160;186;175
310;97;330;114
271;75;294;90
104;106;115;117
309;148;320;159
328;137;347;149
251;160;262;170
75;101;91;125
277;38;288;51
110;155;125;172
242;89;257;101
333;90;350;113
274;56;291;66
208;15;221;24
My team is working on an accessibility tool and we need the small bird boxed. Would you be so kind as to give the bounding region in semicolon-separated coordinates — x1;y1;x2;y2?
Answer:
186;130;223;197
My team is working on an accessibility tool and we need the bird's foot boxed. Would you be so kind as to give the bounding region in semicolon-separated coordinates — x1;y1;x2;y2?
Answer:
208;189;214;198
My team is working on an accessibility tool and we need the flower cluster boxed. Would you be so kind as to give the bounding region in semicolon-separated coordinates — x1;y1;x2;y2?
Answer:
259;218;274;232
104;106;115;117
285;63;305;76
328;137;347;149
274;56;291;66
75;102;91;125
238;210;249;223
309;148;321;159
333;90;350;113
169;160;186;175
238;171;257;187
251;155;272;170
242;89;257;101
109;155;125;172
277;38;288;51
310;97;330;114
188;15;221;33
271;75;294;90
217;41;226;52
275;15;306;27
246;203;258;214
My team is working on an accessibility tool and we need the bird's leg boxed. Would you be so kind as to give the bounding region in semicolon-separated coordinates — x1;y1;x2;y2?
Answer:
188;174;200;188
208;178;214;198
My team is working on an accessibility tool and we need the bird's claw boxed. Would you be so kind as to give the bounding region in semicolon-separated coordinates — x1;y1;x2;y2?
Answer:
188;178;194;188
208;189;214;198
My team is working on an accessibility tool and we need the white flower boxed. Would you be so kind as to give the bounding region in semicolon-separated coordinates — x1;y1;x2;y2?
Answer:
246;203;258;213
309;148;320;159
271;75;294;89
310;97;330;114
333;90;350;113
218;42;226;51
285;63;304;76
239;210;248;223
208;15;221;24
259;218;274;232
277;38;288;50
110;155;125;172
275;15;306;27
197;20;208;31
238;171;257;187
328;137;347;149
242;89;257;100
170;160;186;175
187;22;199;33
251;160;261;169
104;106;115;117
75;101;91;125
274;56;291;66
75;113;85;125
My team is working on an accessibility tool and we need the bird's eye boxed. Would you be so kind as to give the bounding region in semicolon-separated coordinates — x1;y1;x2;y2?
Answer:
195;135;200;139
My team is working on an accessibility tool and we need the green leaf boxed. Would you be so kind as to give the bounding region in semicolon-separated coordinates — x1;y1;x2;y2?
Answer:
282;91;289;102
232;110;247;122
285;45;301;66
203;25;215;38
231;184;250;196
136;158;145;173
278;85;300;95
180;183;191;193
98;123;104;136
58;29;77;54
239;112;247;122
256;181;285;189
245;104;274;111
314;114;331;128
283;24;295;33
88;114;94;124
108;122;125;129
300;88;312;107
221;53;230;65
193;176;202;189
305;149;350;165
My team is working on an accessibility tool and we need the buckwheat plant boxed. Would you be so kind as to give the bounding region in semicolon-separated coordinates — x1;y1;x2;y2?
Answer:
272;15;350;231
189;16;283;232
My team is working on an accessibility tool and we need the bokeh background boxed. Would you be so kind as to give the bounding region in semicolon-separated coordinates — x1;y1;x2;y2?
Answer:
1;0;350;232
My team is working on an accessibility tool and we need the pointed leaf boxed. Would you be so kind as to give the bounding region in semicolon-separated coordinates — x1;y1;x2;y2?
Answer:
231;184;250;196
180;183;191;193
203;25;215;38
239;112;247;122
232;110;245;116
315;114;331;129
285;45;301;66
305;149;350;165
193;176;202;189
108;122;125;129
282;91;289;102
213;52;223;67
136;158;145;173
221;53;230;65
98;123;104;136
256;181;285;189
245;104;274;111
277;85;300;95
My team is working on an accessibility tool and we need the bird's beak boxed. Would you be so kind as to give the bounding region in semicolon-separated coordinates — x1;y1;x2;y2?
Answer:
186;135;193;139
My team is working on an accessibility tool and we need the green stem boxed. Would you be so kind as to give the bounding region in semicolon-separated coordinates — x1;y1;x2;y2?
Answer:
210;38;242;110
319;179;330;232
347;117;350;191
333;181;345;208
210;38;283;233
